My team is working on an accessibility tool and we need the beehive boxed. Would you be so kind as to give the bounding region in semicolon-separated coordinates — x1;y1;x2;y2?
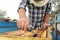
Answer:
0;35;51;40
0;27;52;40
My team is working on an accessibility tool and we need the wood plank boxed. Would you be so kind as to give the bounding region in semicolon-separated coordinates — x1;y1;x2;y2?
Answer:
1;26;52;40
0;35;51;40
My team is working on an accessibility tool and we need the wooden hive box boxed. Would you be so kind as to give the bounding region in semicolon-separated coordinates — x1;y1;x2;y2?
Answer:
0;35;51;40
0;26;52;40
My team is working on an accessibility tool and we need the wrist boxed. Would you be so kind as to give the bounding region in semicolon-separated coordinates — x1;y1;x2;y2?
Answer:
43;22;48;24
19;16;28;20
20;16;26;18
43;23;48;27
43;19;48;24
19;14;27;18
43;21;48;24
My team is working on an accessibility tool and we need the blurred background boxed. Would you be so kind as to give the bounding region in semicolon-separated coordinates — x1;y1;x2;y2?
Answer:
0;0;20;20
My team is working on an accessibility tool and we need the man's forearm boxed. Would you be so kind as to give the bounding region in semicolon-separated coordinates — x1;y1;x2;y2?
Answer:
43;13;50;23
18;8;27;19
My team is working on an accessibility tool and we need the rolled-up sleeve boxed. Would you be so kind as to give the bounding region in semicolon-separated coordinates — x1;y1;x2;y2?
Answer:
18;0;27;10
46;0;52;14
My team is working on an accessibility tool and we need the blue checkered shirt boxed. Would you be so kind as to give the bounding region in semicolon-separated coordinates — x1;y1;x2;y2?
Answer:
18;0;52;30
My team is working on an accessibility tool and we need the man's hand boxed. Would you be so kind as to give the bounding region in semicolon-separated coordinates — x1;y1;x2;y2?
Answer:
17;17;30;31
41;23;48;30
41;13;50;30
17;8;30;31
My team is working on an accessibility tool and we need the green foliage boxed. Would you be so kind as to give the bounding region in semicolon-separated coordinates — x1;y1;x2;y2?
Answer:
50;2;60;24
51;2;60;17
0;10;6;18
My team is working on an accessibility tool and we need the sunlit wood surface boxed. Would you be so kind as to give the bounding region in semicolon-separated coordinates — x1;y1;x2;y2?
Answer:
0;27;52;40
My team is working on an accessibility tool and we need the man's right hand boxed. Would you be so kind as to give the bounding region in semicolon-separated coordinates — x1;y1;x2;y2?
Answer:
17;17;30;31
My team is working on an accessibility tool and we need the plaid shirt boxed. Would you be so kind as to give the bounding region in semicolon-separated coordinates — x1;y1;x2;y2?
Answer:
18;0;52;30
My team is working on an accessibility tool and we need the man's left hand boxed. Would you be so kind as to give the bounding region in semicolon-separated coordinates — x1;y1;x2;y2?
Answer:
41;23;48;30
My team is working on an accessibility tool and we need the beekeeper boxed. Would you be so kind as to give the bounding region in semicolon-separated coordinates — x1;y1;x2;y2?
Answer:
17;0;52;31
